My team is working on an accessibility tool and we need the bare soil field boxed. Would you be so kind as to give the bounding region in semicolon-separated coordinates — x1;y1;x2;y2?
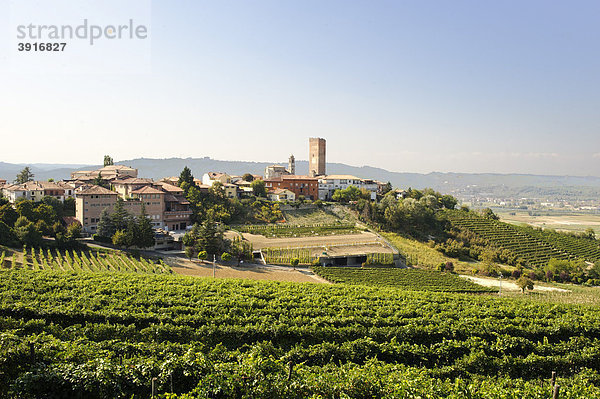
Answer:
460;275;570;292
497;210;600;234
165;256;327;283
242;231;385;249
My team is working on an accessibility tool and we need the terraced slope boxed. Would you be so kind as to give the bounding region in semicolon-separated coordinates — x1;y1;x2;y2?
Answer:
443;210;600;267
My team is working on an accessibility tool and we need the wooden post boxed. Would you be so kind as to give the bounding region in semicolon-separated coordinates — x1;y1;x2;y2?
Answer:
553;384;560;399
287;361;294;380
170;373;173;393
29;343;35;363
551;371;556;387
151;377;157;398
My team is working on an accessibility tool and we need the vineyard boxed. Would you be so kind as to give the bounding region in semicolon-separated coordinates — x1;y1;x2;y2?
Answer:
443;210;587;268
0;270;599;397
262;247;317;264
0;247;171;274
313;266;497;293
234;222;359;237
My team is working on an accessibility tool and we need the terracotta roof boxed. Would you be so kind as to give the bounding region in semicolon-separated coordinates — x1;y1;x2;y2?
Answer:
269;188;293;194
206;172;229;179
131;186;165;195
78;185;118;195
155;182;184;193
113;177;153;185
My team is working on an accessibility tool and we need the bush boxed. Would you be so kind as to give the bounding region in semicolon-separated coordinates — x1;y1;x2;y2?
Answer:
221;252;232;262
92;234;112;244
198;250;207;261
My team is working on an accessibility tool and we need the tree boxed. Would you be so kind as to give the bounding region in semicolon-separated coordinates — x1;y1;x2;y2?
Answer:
291;258;299;270
195;215;225;256
0;221;18;247
112;230;129;247
221;252;232;262
185;246;195;260
251;180;266;197
516;276;534;293
93;173;109;189
242;173;254;182
14;167;34;184
96;208;115;238
0;204;18;226
197;250;207;261
41;196;64;219
103;155;114;167
66;222;82;240
382;182;393;195
178;166;194;189
111;198;129;231
136;204;155;249
332;186;362;203
14;216;42;247
34;203;57;226
15;200;35;221
583;228;596;240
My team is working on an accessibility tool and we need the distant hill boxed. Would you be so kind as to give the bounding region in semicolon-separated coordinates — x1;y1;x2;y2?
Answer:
2;158;600;199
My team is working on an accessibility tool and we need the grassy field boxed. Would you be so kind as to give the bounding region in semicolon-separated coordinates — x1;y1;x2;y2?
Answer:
495;209;600;234
381;232;478;273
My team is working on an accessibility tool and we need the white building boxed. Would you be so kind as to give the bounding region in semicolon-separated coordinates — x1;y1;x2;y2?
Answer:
202;172;232;186
318;175;378;201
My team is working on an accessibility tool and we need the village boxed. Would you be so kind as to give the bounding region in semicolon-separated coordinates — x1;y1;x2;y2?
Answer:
0;138;402;255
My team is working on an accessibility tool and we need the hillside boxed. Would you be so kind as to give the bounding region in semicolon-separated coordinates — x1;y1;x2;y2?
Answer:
443;209;600;268
1;269;600;398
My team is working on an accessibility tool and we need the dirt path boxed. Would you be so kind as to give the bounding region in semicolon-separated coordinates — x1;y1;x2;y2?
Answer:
164;256;328;284
460;275;570;292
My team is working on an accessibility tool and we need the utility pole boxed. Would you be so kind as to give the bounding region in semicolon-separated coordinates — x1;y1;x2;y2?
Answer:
213;254;216;278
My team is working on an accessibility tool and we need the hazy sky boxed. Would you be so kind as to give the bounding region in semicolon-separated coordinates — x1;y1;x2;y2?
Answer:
1;0;599;176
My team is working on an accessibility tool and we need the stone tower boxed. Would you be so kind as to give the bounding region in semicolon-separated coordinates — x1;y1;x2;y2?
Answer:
288;154;296;175
309;137;326;177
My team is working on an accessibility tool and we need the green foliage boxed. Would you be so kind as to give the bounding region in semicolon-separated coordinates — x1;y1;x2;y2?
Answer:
178;166;194;190
14;166;34;184
185;215;226;256
242;173;254;182
197;250;207;260
95;208;115;238
221;252;232;262
1;271;599;397
0;203;18;226
516;276;534;293
332;185;363;203
314;267;496;293
112;230;128;247
251;179;266;197
185;246;195;260
365;252;395;266
443;209;600;281
103;155;113;167
263;247;316;264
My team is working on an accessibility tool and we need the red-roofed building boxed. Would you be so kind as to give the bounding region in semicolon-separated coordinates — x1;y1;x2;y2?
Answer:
264;175;318;200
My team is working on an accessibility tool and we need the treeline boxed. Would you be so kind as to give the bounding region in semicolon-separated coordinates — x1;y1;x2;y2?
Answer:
0;197;80;248
178;167;283;225
352;188;458;238
92;198;155;249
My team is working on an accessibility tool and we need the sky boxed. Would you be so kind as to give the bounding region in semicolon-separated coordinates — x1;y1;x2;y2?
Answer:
0;0;599;176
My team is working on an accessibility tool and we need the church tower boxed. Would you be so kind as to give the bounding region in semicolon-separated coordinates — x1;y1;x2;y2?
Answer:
288;154;296;175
